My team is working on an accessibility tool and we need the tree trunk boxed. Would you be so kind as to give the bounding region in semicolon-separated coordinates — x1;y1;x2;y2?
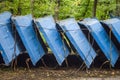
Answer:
17;0;21;15
82;0;90;17
116;0;120;16
30;0;34;16
92;0;98;17
55;0;60;21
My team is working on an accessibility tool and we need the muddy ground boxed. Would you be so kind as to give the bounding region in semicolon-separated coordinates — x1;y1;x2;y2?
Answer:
0;67;120;80
0;54;120;80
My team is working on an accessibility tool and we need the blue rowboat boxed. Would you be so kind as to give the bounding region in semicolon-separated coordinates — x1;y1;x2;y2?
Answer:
79;18;119;67
0;12;20;65
12;14;45;65
58;18;97;68
35;16;70;66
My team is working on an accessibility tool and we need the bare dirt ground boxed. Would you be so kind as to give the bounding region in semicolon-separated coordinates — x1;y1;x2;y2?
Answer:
0;67;120;80
0;54;120;80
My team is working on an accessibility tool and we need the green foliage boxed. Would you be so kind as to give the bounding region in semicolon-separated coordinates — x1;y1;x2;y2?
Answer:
33;0;56;17
0;0;118;20
96;0;116;19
